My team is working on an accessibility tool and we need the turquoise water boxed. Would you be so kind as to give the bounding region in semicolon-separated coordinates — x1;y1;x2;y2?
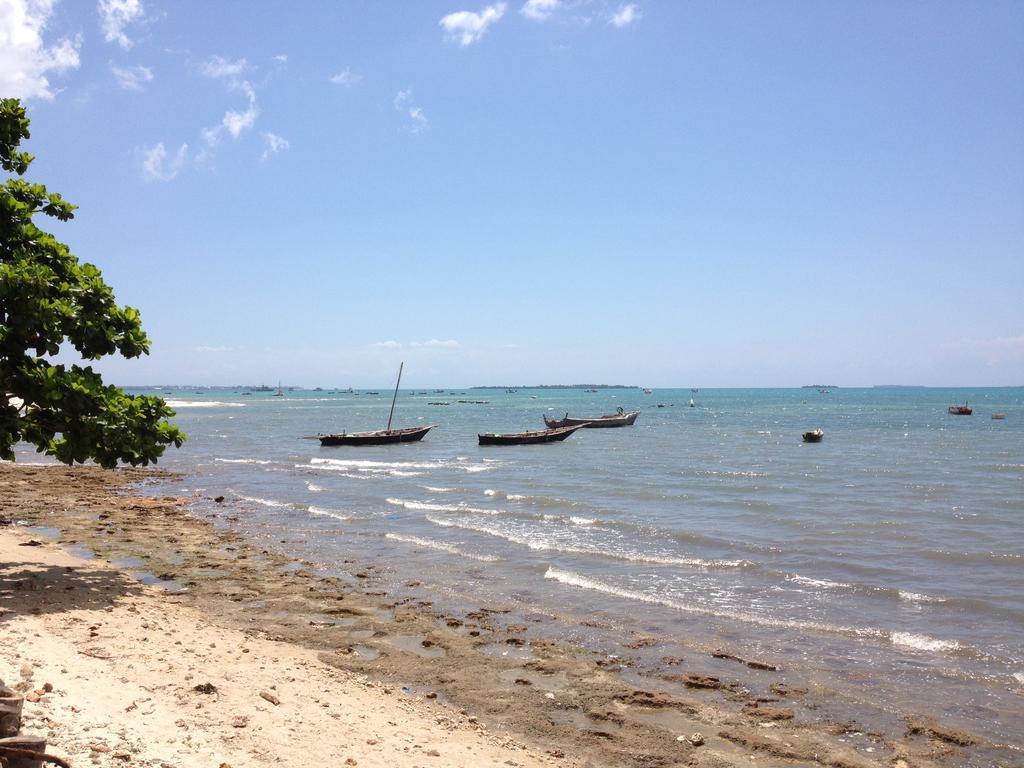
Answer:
26;386;1024;746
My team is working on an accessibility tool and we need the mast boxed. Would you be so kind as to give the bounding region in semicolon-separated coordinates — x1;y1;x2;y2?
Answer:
386;361;404;431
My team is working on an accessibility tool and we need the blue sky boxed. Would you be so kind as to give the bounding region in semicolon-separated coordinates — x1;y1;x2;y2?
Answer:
3;0;1022;387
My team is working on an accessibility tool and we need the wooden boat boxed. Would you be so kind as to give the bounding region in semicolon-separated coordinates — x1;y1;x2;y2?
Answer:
479;424;582;446
802;429;824;443
318;424;435;446
948;403;973;415
318;362;434;447
543;407;639;429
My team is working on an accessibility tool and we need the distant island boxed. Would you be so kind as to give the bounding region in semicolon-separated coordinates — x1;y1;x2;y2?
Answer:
471;384;637;390
801;384;838;389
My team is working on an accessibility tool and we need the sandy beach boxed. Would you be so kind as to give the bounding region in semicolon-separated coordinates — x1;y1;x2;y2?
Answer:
0;463;1007;768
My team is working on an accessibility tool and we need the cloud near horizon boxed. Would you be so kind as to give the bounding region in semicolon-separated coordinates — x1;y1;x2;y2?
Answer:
370;339;460;350
0;0;81;100
440;2;507;46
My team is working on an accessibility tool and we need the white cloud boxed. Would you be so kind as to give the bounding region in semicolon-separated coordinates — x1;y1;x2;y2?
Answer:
274;53;287;63
414;339;459;349
203;82;259;147
222;83;259;138
261;132;289;161
329;67;361;87
394;88;428;134
371;341;402;349
109;61;152;91
521;0;558;21
200;54;247;81
194;345;233;353
0;0;81;101
609;3;640;27
98;0;145;49
141;142;187;181
440;2;506;46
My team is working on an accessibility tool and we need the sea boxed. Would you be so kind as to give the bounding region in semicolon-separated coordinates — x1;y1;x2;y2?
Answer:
20;386;1024;747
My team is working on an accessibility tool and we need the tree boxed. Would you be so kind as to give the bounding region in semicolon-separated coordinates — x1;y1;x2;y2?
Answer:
0;98;185;467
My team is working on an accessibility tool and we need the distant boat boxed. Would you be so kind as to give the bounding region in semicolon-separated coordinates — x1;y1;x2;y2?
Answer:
688;398;695;408
948;403;973;415
992;413;1006;420
803;429;824;443
643;388;653;395
543;407;639;429
690;388;698;393
584;388;598;393
479;424;583;446
273;381;284;397
317;363;434;446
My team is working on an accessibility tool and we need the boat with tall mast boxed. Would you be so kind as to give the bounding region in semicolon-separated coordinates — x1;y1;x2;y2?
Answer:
317;363;436;446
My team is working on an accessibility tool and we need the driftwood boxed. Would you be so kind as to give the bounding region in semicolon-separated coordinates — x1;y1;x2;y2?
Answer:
0;689;23;738
0;745;71;768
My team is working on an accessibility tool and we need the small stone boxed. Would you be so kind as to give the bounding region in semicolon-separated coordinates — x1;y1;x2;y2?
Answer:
426;749;440;756
89;745;112;753
344;759;357;766
689;732;705;747
231;716;248;728
260;691;280;706
42;682;53;692
19;664;33;680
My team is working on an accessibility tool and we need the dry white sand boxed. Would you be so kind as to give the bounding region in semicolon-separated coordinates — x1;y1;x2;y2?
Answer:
0;528;572;767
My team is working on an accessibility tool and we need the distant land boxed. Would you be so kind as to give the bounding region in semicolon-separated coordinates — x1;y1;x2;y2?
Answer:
873;385;927;388
801;384;838;389
471;384;636;390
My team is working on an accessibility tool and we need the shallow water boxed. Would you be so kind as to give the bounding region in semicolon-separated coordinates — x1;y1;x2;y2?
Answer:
22;386;1024;744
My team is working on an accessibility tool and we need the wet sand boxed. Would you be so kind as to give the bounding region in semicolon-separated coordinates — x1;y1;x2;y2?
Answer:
0;464;1006;768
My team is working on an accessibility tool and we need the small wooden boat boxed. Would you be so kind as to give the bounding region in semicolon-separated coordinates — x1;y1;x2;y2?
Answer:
318;425;435;446
802;429;824;443
318;362;434;446
948;403;973;415
992;413;1006;420
543;407;639;429
479;424;582;446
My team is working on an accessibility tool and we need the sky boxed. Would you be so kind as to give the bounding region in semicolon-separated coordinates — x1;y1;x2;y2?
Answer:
2;0;1022;388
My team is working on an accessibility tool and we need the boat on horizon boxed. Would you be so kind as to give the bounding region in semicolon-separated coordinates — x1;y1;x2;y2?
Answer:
803;428;824;443
478;424;583;446
948;403;973;415
544;407;639;429
317;362;434;446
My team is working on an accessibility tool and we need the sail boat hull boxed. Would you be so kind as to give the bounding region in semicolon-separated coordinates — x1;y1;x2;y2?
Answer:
318;425;435;446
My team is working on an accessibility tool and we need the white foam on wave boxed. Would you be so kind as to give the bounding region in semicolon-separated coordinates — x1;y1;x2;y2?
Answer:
311;457;440;470
1013;672;1024;686
423;486;454;493
545;568;963;653
543;567;873;637
216;458;274;465
785;574;853;590
569;516;598;525
308;505;351;522
385;533;500;562
890;632;961;653
387;498;499;515
166;400;244;408
898;590;945;604
306;482;324;492
426;516;749;569
232;491;292;509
